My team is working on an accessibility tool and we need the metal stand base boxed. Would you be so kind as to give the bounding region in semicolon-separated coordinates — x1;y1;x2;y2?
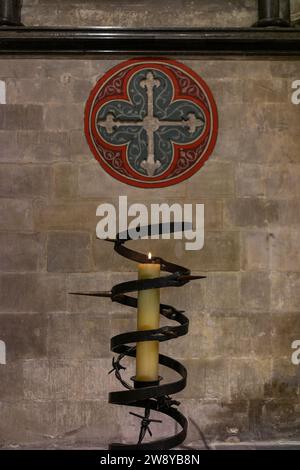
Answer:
132;377;162;389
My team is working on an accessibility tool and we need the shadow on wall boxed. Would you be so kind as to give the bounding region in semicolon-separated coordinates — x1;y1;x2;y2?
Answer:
209;372;300;444
177;367;300;447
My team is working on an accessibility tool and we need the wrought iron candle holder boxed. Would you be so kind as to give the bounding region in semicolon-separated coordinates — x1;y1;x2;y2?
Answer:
72;223;205;450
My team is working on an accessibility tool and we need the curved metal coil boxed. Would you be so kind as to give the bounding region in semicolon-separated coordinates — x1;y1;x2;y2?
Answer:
72;222;205;450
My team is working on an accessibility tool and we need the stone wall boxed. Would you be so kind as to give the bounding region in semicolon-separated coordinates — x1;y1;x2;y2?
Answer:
292;0;300;23
0;0;300;449
21;0;257;27
18;0;300;28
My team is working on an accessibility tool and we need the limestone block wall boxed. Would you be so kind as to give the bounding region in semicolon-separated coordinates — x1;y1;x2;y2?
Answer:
19;0;300;28
0;0;300;449
21;0;257;27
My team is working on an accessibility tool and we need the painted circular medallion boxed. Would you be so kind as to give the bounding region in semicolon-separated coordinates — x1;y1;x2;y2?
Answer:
85;58;218;188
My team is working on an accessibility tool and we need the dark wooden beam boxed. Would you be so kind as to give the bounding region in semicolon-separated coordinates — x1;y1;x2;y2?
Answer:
0;27;300;56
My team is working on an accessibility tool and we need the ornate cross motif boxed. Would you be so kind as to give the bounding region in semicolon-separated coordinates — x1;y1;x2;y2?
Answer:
98;72;203;176
85;59;218;188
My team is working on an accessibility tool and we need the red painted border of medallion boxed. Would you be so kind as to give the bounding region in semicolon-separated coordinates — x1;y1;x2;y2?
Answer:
84;58;218;188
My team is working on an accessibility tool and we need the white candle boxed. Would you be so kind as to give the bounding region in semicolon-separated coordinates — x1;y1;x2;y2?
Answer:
135;253;160;382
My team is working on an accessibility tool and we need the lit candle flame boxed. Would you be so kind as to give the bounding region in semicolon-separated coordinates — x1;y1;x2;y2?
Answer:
148;252;152;261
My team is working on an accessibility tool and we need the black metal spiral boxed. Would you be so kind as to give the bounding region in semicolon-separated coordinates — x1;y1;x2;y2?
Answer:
71;222;205;450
